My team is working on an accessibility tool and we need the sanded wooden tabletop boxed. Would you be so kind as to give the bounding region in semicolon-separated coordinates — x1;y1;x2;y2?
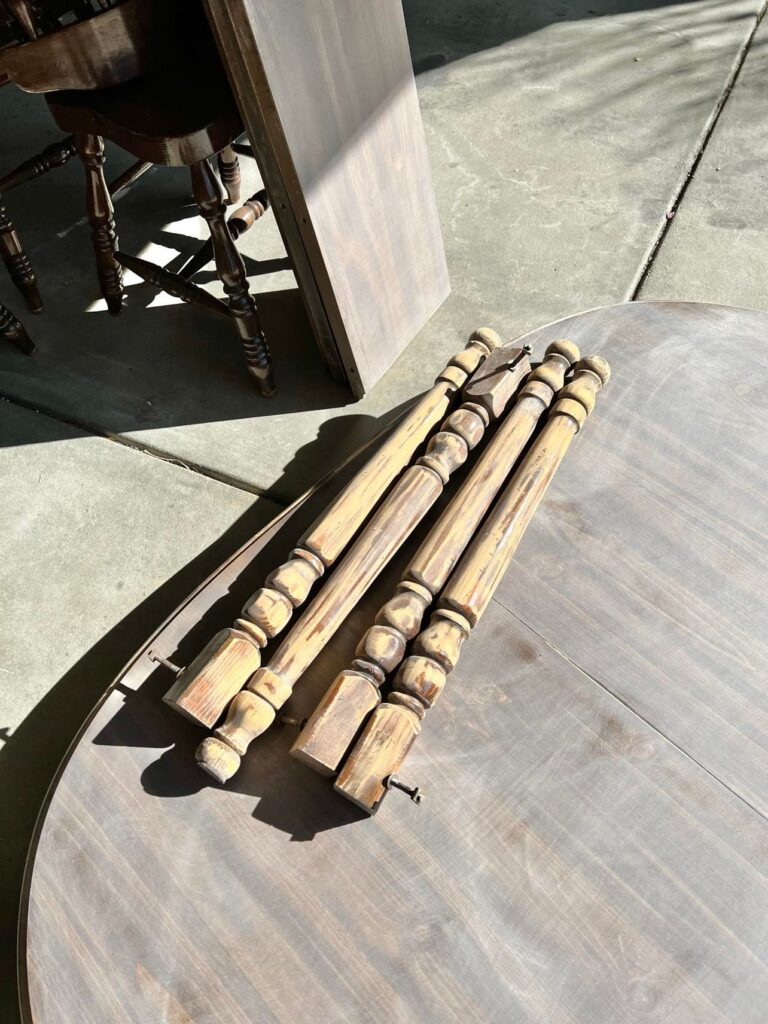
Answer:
20;302;768;1023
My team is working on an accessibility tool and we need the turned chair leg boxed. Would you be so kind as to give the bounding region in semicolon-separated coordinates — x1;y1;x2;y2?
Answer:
0;135;77;193
190;159;274;396
75;134;124;316
0;135;78;314
217;145;241;205
0;195;42;313
0;300;34;355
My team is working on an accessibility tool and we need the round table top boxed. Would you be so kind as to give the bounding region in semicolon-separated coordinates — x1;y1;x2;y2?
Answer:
21;301;768;1024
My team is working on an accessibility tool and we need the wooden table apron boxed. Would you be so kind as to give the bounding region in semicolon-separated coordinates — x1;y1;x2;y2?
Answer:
20;302;768;1024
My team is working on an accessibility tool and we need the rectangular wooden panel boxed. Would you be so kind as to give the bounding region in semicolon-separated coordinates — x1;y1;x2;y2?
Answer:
206;0;450;397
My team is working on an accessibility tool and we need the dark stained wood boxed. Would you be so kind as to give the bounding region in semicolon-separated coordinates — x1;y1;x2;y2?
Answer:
205;0;450;397
0;193;41;312
20;303;768;1023
0;134;76;193
189;158;273;396
114;250;231;321
0;136;76;314
179;188;270;280
107;156;151;200
494;300;768;818
225;116;343;385
75;132;123;316
1;0;277;391
38;30;275;388
0;297;33;353
0;0;186;92
47;69;243;168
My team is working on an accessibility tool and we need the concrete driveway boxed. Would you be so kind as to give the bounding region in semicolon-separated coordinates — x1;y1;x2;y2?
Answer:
2;2;767;1019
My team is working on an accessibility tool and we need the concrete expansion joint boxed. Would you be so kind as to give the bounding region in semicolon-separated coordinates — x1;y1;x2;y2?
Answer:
630;0;768;300
0;392;285;506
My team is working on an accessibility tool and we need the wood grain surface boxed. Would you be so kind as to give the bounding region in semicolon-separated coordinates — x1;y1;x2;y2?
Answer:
0;0;185;93
204;0;450;396
20;302;768;1023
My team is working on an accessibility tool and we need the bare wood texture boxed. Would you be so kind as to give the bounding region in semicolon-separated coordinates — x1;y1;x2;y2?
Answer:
292;340;581;775
19;302;768;1024
197;343;531;781
205;0;449;396
216;144;241;204
336;357;610;812
164;329;501;726
0;0;185;92
75;133;123;315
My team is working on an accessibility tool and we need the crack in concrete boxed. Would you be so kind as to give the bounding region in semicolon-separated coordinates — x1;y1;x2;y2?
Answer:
630;0;768;299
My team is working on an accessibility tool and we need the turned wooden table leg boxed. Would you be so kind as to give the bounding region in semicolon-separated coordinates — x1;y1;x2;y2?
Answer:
75;134;123;316
0;196;42;313
190;159;273;396
291;340;581;775
335;356;612;813
164;329;502;728
0;300;34;355
217;146;241;205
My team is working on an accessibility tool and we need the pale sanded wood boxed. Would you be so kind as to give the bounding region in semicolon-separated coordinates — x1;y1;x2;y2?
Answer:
292;341;580;776
20;302;768;1024
164;330;501;727
335;357;610;811
204;0;450;396
196;345;530;782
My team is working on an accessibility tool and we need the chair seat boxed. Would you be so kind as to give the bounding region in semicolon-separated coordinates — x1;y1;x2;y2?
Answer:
47;61;242;166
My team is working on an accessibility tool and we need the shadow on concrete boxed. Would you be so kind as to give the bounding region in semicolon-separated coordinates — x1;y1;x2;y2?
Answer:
0;0;761;1016
0;0;736;459
404;0;716;71
0;401;417;1022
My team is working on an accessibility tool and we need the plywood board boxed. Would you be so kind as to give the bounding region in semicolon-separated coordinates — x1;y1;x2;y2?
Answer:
206;0;450;397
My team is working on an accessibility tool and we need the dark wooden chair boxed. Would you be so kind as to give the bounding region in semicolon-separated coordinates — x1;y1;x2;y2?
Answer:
0;0;274;395
0;295;33;352
0;129;155;314
0;134;77;313
0;0;164;312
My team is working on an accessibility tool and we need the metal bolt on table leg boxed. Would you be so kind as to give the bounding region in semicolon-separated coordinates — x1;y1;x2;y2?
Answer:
148;650;184;676
386;775;423;805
